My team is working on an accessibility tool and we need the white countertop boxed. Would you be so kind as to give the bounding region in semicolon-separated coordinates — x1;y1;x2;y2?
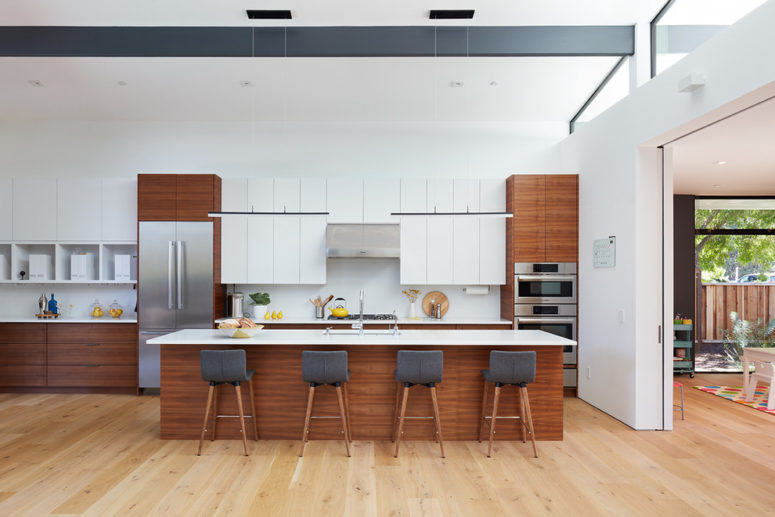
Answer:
215;317;512;326
0;317;137;324
149;329;575;347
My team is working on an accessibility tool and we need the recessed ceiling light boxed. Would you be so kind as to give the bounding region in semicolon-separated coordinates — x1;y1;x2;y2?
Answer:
239;81;253;87
449;81;464;88
28;80;44;87
430;10;475;19
247;10;292;19
713;160;727;165
117;81;127;86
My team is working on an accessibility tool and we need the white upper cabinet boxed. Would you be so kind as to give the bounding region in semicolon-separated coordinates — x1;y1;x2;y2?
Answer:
221;178;248;284
399;178;427;285
247;178;274;284
426;179;454;284
273;178;300;284
0;179;12;241
364;178;400;223
327;178;363;223
479;179;506;285
13;178;57;241
57;179;102;241
453;179;480;284
299;178;327;284
101;179;137;242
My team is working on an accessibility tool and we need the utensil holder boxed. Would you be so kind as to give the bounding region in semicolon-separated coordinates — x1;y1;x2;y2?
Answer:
315;306;324;319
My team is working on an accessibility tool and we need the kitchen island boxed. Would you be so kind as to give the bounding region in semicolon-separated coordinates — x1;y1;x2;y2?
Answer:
150;329;575;441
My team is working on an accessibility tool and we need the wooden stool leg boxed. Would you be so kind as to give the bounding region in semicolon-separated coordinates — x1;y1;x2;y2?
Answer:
478;380;489;443
197;384;215;456
391;382;401;443
211;384;219;441
393;386;409;458
429;386;445;459
519;386;526;443
343;382;353;443
335;385;351;457
299;385;315;457
487;385;501;458
234;384;249;456
247;378;259;441
521;386;538;458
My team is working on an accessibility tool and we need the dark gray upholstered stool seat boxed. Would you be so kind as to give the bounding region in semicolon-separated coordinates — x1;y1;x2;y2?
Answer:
299;351;352;457
392;350;445;458
478;351;537;458
197;349;258;457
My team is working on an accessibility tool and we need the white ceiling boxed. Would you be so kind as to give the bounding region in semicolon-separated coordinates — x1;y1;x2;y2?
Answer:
671;97;775;196
2;0;665;27
0;56;620;122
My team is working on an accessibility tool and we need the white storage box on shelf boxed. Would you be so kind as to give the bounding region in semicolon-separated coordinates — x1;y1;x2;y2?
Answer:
114;254;136;281
71;253;96;281
29;254;53;280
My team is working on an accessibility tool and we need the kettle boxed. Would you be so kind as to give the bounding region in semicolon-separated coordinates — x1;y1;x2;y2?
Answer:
328;297;348;318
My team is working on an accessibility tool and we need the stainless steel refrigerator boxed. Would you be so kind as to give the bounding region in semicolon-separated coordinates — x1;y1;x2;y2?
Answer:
138;221;213;388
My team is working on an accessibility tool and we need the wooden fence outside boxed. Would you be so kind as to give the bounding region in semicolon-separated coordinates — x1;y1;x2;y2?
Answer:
701;284;775;341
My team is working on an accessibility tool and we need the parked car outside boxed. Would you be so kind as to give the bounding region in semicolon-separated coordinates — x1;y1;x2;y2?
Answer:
738;274;761;283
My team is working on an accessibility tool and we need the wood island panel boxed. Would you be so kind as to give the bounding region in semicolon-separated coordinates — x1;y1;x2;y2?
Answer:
161;344;563;442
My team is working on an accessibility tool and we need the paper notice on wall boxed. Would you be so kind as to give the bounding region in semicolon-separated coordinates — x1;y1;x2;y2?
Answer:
593;236;616;268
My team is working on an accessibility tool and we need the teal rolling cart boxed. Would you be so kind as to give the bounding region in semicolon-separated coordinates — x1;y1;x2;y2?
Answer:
673;323;694;378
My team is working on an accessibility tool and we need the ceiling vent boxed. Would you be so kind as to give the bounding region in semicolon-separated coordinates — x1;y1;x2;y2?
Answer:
247;10;292;19
429;10;475;19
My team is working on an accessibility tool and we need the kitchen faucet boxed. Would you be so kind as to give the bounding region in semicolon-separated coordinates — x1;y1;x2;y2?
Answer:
352;289;365;336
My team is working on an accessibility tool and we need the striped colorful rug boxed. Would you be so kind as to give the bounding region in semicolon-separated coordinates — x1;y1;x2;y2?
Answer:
694;385;775;415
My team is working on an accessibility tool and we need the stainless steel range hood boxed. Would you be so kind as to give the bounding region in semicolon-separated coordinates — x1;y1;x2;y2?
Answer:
326;224;400;258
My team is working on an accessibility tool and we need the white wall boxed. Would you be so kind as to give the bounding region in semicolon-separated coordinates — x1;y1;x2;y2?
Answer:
0;121;564;179
235;258;500;321
560;0;775;429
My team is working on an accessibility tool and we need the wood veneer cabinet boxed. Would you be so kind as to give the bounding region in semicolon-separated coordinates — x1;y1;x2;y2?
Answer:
0;323;46;387
0;323;137;392
138;174;220;222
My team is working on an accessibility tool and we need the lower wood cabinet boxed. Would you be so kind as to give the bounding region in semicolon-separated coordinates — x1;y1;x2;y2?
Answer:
0;322;137;391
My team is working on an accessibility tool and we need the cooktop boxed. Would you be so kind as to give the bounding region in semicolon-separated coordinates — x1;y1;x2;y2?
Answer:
327;313;396;321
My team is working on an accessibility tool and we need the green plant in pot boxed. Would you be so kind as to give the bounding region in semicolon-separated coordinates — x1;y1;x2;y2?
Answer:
721;311;775;364
248;292;271;320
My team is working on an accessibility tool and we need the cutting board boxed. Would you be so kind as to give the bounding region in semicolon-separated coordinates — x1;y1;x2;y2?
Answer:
422;291;449;317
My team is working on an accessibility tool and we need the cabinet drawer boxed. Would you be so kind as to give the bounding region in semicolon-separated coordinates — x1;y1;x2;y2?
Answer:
47;324;137;344
0;343;46;365
0;323;46;344
47;342;136;365
47;365;136;387
0;365;46;386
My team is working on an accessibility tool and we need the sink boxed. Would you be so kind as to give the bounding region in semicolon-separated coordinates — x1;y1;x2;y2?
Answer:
322;329;399;336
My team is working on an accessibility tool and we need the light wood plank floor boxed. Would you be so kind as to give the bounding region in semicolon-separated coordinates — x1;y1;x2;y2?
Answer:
0;373;773;516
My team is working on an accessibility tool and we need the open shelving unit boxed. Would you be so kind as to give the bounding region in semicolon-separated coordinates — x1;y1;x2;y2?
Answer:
673;323;694;378
0;242;136;284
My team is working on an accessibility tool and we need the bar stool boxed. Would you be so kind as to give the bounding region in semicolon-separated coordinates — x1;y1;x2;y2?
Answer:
478;350;537;458
674;381;685;420
299;351;352;457
197;349;258;457
392;350;445;458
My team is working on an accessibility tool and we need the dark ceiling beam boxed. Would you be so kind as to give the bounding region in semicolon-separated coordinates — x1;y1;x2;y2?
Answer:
0;25;634;58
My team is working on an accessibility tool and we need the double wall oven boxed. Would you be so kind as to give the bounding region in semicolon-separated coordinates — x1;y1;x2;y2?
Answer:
514;262;577;386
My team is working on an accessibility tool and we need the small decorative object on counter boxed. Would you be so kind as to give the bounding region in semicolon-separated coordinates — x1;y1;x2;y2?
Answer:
248;292;270;320
402;289;421;320
38;292;47;314
47;293;58;315
109;300;124;319
90;299;105;319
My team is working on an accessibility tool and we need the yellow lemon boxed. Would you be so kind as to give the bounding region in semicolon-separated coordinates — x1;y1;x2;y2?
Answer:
264;311;271;320
277;310;283;319
271;311;278;319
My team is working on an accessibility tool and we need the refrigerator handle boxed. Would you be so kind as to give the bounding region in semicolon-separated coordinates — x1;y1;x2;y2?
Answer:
176;241;184;310
167;241;175;310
